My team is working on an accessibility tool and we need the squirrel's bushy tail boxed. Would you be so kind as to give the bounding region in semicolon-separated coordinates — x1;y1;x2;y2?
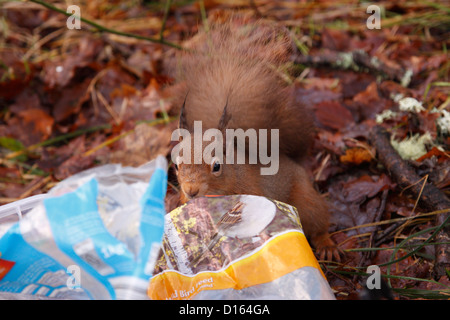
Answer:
173;13;315;162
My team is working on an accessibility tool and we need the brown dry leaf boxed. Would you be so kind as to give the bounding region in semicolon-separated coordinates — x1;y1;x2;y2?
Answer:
52;134;107;180
0;50;34;100
1;90;52;145
340;174;393;203
416;146;450;163
108;121;176;167
51;78;91;122
110;83;138;99
418;274;450;292
17;109;54;141
328;173;395;238
373;244;432;289
340;147;373;165
109;79;174;124
351;82;390;120
302;77;342;92
294;84;342;107
4;5;47;29
336;71;375;99
54;154;96;181
42;36;103;89
418;111;441;139
321;28;351;51
126;49;155;78
316;130;346;155
8;89;41;114
95;65;137;101
314;101;354;130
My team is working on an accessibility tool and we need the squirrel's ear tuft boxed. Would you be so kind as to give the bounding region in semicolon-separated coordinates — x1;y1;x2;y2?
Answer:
218;96;231;131
179;91;189;130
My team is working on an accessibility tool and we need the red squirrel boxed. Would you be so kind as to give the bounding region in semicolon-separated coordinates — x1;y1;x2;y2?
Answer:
170;16;340;261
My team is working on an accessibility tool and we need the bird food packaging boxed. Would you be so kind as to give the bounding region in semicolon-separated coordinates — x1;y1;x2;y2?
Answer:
0;156;168;300
148;195;335;300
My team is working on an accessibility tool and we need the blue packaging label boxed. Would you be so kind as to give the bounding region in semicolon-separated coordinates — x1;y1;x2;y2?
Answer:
0;224;91;299
0;162;167;299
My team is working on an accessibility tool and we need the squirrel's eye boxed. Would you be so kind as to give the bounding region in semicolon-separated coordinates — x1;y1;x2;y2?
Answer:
212;161;220;172
211;158;222;176
174;163;178;170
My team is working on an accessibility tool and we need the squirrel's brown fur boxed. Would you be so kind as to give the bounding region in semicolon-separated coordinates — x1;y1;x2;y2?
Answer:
172;16;340;261
173;16;315;162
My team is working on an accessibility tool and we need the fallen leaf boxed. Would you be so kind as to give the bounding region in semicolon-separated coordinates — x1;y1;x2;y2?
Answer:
321;28;351;51
107;121;176;166
340;147;373;165
42;36;103;89
18;109;54;140
0;51;34;100
294;86;342;107
340;174;393;203
314;101;354;130
316;130;346;155
51;78;91;122
416;146;450;163
351;82;391;120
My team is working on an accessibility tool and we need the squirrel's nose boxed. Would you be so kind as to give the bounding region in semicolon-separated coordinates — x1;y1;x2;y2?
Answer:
183;185;199;199
188;189;199;198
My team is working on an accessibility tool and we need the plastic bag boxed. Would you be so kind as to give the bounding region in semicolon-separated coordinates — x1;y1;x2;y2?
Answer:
0;156;167;300
148;195;335;300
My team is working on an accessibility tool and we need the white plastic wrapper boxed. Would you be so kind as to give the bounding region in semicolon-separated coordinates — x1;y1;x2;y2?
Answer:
0;155;335;300
149;195;336;300
0;156;168;300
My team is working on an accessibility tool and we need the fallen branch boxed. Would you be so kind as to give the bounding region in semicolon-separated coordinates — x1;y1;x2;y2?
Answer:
369;125;450;279
292;50;408;85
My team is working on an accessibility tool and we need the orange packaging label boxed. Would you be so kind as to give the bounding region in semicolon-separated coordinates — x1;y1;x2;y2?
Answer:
0;258;15;281
148;231;323;300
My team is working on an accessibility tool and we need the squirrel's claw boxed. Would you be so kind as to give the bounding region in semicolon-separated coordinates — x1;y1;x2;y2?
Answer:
313;234;344;262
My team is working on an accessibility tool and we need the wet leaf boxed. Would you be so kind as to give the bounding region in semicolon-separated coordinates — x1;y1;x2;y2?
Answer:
314;100;354;130
340;147;373;165
18;109;54;140
337;174;393;203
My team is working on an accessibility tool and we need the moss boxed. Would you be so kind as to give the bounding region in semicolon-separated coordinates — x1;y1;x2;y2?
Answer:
398;97;425;113
376;109;398;124
390;132;433;160
436;110;450;136
400;69;413;87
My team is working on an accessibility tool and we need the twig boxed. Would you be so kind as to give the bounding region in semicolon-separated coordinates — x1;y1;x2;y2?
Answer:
159;0;173;42
292;50;407;83
369;125;450;279
353;189;389;283
23;28;66;61
375;221;404;247
29;0;184;50
96;90;121;125
19;176;52;200
367;189;389;254
3;124;111;160
314;152;330;181
332;210;446;236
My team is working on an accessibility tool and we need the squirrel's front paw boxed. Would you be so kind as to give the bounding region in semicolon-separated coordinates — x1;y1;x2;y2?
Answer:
313;234;343;262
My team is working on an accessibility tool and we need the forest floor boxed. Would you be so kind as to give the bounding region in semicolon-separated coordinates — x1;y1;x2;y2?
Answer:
0;0;449;299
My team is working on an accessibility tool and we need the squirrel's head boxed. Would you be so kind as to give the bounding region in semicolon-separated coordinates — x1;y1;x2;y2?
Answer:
175;150;228;203
174;93;234;203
